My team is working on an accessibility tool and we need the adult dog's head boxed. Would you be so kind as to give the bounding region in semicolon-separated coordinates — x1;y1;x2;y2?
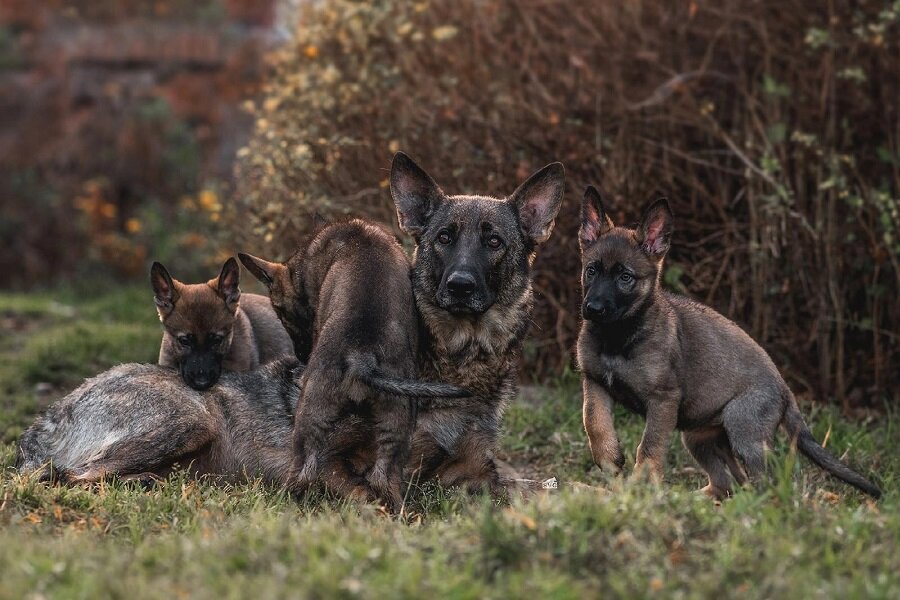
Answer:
390;152;564;324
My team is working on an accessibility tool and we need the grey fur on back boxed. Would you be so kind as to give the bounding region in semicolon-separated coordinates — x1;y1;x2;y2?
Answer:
17;358;302;486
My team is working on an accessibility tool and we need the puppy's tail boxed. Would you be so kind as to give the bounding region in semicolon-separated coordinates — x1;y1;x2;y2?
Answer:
781;394;881;499
347;354;471;399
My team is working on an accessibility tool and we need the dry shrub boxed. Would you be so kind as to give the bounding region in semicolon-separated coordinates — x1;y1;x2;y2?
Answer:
232;0;899;407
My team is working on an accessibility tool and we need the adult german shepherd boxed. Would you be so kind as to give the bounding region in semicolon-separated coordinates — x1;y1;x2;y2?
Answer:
16;358;302;486
390;152;565;493
151;258;293;390
241;218;471;512
576;186;881;499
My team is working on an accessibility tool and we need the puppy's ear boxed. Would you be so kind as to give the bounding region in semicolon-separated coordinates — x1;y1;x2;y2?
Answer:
390;152;444;237
238;252;285;290
509;162;565;245
216;257;241;309
638;198;674;256
312;212;330;231
579;186;614;249
150;262;178;316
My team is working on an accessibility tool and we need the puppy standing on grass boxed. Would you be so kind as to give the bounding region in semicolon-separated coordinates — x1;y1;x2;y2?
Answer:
576;186;881;499
151;257;293;390
240;219;470;512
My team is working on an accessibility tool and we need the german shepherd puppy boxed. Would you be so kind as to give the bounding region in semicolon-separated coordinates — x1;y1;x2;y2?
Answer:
576;186;881;499
237;249;315;364
390;152;565;493
17;358;302;486
240;219;471;512
151;257;293;390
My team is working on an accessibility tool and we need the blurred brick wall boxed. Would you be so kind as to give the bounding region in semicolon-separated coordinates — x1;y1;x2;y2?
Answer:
0;0;282;286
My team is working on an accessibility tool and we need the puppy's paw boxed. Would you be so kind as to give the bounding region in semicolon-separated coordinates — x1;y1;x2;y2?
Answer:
592;445;625;475
631;459;664;484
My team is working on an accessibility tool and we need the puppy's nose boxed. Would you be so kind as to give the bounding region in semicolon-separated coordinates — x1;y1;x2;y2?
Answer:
584;300;607;318
446;272;477;298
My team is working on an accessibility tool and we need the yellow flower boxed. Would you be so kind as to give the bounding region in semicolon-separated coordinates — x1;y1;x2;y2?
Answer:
304;45;319;59
125;218;142;234
100;203;117;219
432;26;458;41
198;190;219;211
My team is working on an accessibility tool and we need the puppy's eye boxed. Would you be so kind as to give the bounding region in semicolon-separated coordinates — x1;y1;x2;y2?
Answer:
485;235;503;250
585;265;597;277
619;273;634;284
177;335;192;347
208;334;223;345
436;230;452;245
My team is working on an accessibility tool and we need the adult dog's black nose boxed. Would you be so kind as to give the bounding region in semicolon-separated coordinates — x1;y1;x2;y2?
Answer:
446;272;477;298
583;300;607;319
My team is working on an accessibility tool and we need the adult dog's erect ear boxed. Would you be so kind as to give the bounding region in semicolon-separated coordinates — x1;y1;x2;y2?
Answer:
390;152;445;237
509;162;565;245
579;186;615;250
150;262;179;316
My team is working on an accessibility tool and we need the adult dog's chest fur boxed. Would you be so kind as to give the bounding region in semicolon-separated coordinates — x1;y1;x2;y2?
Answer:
417;296;529;403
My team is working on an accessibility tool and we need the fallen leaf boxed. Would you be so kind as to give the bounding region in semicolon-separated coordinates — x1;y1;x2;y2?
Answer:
504;508;537;530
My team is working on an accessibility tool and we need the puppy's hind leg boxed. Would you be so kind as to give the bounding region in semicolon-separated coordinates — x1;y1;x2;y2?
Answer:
722;388;784;482
367;396;415;513
682;429;732;500
67;416;217;483
290;376;348;496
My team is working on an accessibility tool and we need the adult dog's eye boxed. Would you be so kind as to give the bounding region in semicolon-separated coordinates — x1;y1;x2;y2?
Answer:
437;230;452;245
619;273;634;284
208;334;223;345
177;335;192;347
585;265;597;277
486;235;503;250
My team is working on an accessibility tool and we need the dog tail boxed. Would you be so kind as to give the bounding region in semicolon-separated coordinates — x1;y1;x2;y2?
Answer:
347;354;471;399
781;394;881;498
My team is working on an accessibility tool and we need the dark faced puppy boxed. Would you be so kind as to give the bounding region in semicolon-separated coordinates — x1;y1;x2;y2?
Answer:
576;187;880;499
391;152;564;493
579;186;668;334
151;258;293;390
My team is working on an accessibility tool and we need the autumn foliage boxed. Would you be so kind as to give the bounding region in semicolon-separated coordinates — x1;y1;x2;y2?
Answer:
232;0;899;407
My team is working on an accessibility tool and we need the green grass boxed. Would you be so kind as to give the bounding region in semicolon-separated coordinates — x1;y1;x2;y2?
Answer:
0;286;897;598
0;286;160;442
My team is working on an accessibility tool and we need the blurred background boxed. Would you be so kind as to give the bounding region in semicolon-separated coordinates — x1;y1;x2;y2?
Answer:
1;0;897;409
